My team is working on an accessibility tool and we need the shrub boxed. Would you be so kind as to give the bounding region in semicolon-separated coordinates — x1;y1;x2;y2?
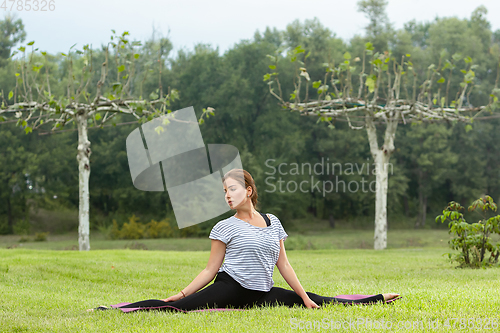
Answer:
436;195;500;268
106;215;194;240
34;232;49;242
0;216;9;235
119;214;145;239
180;224;202;238
96;222;113;240
145;218;173;238
18;236;30;243
13;218;31;235
109;219;122;240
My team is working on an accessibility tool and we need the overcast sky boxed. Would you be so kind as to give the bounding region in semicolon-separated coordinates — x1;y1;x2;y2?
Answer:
7;0;500;57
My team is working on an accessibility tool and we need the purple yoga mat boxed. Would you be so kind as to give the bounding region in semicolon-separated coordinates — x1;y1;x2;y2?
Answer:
110;295;402;313
110;302;245;313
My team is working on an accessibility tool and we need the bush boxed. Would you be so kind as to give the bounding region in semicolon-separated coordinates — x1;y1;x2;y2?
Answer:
100;214;208;240
436;195;500;268
109;219;121;240
18;236;30;243
13;218;31;235
106;215;176;240
119;214;145;239
34;232;49;242
145;218;173;238
0;216;9;235
180;224;202;238
96;222;113;240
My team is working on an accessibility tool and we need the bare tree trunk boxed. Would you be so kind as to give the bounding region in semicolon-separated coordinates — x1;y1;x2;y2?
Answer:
76;112;91;251
373;150;391;249
365;112;398;250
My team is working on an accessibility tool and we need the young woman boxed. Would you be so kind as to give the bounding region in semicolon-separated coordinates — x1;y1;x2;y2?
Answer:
88;169;400;313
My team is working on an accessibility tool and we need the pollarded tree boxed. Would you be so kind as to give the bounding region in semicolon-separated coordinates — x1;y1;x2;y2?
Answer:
264;43;500;249
0;30;215;251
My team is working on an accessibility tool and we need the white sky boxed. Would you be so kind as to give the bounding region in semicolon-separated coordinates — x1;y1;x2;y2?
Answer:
7;0;500;56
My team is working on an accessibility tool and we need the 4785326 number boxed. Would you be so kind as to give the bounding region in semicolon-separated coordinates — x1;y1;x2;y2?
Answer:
1;0;55;11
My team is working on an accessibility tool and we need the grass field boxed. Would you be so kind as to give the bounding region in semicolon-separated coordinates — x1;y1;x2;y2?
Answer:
1;235;499;332
0;229;472;252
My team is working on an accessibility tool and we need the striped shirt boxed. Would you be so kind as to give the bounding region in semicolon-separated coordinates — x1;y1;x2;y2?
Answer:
209;213;288;292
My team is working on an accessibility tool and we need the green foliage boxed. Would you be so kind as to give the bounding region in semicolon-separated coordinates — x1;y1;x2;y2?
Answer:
18;235;29;242
108;215;176;240
0;216;9;235
365;76;376;93
120;214;145;239
1;12;500;235
436;196;500;268
145;219;173;238
109;220;122;240
116;214;145;239
180;224;202;238
0;14;26;64
34;232;49;242
13;217;30;235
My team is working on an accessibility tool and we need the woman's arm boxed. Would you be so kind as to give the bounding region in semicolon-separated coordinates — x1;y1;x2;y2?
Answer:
275;239;319;308
161;239;226;302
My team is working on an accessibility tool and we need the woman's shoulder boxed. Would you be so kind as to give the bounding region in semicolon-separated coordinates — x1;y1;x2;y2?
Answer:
212;216;238;230
265;213;279;221
265;213;284;226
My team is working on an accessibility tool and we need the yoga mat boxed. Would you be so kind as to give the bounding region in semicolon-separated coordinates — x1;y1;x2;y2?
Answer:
109;302;245;313
109;295;402;313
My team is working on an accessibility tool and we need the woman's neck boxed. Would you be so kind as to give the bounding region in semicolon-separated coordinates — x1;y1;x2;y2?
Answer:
235;207;257;220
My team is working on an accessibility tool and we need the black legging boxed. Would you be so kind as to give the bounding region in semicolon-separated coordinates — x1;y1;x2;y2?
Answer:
117;271;384;311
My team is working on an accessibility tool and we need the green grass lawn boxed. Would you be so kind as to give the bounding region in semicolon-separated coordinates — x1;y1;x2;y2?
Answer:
0;229;470;251
1;246;499;332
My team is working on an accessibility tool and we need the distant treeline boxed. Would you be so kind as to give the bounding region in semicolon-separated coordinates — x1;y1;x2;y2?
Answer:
1;7;500;234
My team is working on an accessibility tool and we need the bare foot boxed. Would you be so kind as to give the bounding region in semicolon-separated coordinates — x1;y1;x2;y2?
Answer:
382;293;400;301
86;306;110;312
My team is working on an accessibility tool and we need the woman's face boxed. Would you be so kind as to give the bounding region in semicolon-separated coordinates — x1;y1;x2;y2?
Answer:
223;177;249;209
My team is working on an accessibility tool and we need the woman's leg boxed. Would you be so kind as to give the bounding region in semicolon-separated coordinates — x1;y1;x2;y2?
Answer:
254;287;384;308
118;272;265;311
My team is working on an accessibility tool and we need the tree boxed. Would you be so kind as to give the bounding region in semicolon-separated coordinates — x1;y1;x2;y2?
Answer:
0;13;26;65
399;123;458;228
357;0;393;52
0;128;37;234
0;30;214;250
264;41;500;249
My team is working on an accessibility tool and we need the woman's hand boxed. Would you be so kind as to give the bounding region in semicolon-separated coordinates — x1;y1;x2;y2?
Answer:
276;240;320;309
161;292;184;303
303;297;320;309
